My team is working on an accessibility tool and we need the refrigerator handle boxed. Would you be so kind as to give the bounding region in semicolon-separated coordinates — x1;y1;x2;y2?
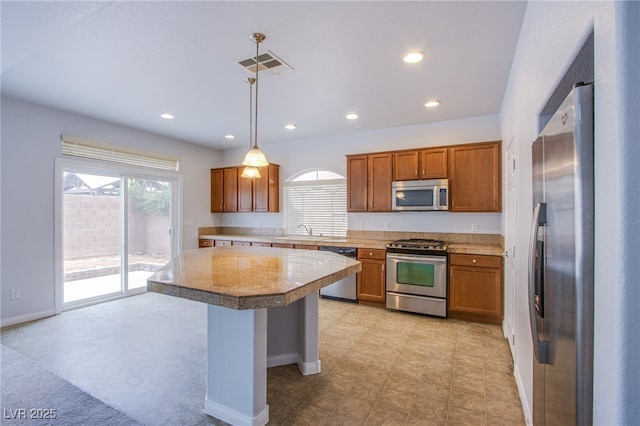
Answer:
528;202;548;364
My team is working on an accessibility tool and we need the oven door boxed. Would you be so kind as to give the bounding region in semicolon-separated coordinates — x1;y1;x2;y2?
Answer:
386;253;447;298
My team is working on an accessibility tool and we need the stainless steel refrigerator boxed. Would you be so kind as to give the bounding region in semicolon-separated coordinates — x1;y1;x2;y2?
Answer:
529;83;594;425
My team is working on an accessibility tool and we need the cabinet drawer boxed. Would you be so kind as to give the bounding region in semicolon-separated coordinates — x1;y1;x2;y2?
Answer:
214;240;232;247
357;248;386;260
449;253;502;268
199;239;214;248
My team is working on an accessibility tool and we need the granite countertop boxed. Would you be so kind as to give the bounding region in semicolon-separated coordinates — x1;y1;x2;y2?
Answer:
447;243;505;256
199;234;502;255
199;234;389;250
147;246;361;310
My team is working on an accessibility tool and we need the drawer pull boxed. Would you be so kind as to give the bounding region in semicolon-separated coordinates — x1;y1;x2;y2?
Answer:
472;259;477;263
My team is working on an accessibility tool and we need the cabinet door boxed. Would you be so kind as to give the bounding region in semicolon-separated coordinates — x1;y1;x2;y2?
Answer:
449;264;503;324
253;164;279;212
210;169;224;213
237;169;253;212
393;151;419;181
223;167;238;212
199;239;214;248
420;148;448;179
449;141;501;212
367;153;393;212
347;155;368;212
357;258;386;302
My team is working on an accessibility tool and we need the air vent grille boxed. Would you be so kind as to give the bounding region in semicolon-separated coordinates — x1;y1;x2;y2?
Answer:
237;50;293;75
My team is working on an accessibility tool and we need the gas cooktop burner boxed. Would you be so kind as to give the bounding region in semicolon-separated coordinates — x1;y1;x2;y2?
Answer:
387;238;447;251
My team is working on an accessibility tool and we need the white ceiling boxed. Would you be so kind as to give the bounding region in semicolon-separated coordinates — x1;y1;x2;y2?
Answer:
1;1;527;150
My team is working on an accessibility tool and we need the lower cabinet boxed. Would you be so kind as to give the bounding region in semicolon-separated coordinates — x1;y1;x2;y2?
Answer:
448;253;503;324
356;248;386;303
199;239;214;248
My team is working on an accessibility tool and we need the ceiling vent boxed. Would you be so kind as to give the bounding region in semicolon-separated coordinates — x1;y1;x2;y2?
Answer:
237;50;293;75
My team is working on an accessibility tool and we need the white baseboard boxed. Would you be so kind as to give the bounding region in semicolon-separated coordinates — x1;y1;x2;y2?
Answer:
1;309;56;328
203;398;269;426
514;363;533;425
297;356;321;375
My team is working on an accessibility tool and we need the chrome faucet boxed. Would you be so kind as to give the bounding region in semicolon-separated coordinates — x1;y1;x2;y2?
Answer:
298;224;313;236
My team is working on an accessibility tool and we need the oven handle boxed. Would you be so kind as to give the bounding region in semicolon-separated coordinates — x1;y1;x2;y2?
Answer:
386;253;447;264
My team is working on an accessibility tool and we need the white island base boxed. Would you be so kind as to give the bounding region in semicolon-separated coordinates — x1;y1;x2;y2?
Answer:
203;292;320;426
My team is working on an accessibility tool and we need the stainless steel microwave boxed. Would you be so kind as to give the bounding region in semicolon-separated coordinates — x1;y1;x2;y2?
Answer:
392;179;449;211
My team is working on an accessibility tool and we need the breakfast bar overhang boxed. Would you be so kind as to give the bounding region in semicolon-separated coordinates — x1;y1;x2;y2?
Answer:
147;246;361;426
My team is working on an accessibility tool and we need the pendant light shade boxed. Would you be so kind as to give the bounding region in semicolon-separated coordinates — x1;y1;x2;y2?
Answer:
242;148;268;167
240;166;261;178
241;32;269;171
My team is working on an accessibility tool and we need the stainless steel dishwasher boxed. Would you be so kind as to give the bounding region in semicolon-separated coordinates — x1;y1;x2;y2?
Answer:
318;246;358;302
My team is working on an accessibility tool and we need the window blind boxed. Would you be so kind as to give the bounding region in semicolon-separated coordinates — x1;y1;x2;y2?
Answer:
61;135;179;171
283;178;347;238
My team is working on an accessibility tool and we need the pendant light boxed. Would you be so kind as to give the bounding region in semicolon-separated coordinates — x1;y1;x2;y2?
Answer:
242;32;269;168
241;77;261;178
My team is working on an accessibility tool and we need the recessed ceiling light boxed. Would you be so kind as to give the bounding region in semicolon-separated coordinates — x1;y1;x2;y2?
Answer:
424;100;441;108
403;52;425;63
284;124;297;130
346;113;359;120
224;134;235;139
160;113;174;120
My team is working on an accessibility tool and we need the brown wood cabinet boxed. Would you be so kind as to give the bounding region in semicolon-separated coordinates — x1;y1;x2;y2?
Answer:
237;172;253;212
420;148;448;179
449;141;501;212
393;148;448;181
346;155;368;211
210;169;224;213
356;248;386;303
211;164;279;213
393;150;420;181
222;168;238;212
251;242;272;247
252;164;280;212
272;243;294;248
211;168;238;212
294;245;319;250
199;239;214;248
368;153;393;211
448;253;503;324
346;153;393;212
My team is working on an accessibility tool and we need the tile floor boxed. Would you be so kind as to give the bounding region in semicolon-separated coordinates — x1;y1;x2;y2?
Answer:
269;299;524;425
1;293;524;425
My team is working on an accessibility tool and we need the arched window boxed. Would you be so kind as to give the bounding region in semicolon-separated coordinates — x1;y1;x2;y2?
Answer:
283;169;347;237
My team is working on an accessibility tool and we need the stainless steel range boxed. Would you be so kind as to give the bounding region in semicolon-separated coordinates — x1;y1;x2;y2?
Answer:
386;239;448;317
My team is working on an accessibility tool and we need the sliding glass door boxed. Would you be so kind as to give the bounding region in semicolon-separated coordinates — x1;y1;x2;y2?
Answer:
126;178;172;291
60;162;178;309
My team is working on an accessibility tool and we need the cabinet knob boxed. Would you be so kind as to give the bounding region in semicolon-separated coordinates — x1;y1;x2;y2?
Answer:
369;252;373;256
472;259;477;263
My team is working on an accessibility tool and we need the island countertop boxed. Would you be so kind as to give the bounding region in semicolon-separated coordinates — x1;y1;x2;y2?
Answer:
147;246;361;310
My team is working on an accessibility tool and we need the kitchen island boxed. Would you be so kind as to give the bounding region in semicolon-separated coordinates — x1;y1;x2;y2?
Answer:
147;246;361;426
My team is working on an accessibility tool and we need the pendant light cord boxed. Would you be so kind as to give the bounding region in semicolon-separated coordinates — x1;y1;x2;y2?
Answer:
254;35;260;149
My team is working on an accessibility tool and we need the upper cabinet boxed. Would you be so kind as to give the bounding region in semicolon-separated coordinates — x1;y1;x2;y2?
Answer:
393;148;448;181
347;153;392;212
347;141;501;213
449;141;501;212
211;164;280;213
252;164;280;212
211;167;238;212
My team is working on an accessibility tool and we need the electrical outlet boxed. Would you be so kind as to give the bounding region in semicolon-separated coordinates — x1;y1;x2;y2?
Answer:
355;220;363;230
384;221;391;231
10;289;20;300
471;223;479;233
